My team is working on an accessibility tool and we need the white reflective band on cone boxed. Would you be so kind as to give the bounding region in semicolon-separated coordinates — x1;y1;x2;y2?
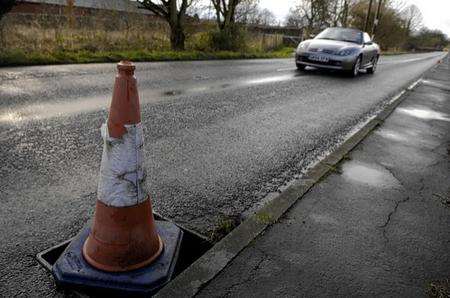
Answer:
97;122;148;207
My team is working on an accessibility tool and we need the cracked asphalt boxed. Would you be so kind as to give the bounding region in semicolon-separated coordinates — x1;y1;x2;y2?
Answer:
0;52;446;296
198;55;450;297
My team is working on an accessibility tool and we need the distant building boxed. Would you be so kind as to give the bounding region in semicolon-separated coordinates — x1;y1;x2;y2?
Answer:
10;0;154;16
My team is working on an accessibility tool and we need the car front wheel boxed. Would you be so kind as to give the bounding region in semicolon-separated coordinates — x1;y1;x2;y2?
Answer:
349;56;361;77
367;56;378;74
296;63;306;71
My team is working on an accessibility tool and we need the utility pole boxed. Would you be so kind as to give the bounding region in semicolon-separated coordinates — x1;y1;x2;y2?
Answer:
371;0;383;39
342;0;349;27
364;0;373;32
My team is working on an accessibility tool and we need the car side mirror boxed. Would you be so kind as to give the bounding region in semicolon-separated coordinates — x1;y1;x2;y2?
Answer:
364;41;373;46
309;34;316;38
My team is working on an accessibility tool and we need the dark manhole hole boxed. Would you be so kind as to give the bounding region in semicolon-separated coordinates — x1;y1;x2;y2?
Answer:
37;238;74;272
174;228;211;275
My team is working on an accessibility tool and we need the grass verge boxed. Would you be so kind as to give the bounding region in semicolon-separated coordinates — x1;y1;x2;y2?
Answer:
0;47;295;67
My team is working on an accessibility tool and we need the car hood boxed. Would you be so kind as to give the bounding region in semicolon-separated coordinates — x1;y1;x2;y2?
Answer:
304;39;361;54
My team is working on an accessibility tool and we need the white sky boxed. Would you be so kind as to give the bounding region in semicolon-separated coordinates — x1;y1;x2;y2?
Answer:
258;0;450;36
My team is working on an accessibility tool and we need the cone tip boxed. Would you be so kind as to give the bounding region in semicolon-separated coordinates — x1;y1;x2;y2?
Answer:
117;60;136;73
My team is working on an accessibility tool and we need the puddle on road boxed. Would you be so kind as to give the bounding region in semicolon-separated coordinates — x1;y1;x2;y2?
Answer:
0;85;25;96
416;92;448;103
421;79;450;91
0;73;301;124
341;160;400;188
375;129;411;143
0;111;23;124
0;95;107;124
375;128;440;149
246;74;295;85
397;107;450;122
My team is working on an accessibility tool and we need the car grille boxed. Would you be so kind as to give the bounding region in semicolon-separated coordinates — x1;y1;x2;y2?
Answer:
309;48;336;54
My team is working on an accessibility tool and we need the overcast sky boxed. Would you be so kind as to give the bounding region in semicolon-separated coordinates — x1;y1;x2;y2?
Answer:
258;0;450;36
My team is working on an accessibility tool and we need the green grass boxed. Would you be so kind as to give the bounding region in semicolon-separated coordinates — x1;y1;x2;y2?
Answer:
255;211;274;224
0;47;295;67
0;47;426;67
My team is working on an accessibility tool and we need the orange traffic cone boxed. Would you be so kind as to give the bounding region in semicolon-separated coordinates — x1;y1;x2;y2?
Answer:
82;61;163;272
52;61;183;295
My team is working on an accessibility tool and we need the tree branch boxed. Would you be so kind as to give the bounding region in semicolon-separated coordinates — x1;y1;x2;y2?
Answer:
138;0;169;18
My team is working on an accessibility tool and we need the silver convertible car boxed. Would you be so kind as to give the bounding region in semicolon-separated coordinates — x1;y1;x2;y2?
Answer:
295;27;380;77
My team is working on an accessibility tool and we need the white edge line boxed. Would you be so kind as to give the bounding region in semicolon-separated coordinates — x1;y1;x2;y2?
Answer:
407;78;421;90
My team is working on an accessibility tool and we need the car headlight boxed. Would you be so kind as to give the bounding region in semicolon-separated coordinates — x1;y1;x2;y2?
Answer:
297;42;307;51
337;48;358;56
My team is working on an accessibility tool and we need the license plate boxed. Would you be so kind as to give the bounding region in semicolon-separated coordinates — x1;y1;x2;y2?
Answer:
309;54;329;62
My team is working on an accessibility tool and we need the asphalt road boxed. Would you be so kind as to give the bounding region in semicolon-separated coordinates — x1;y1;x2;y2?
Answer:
0;52;445;295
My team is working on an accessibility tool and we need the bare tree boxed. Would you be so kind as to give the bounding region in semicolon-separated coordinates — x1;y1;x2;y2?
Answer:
297;1;317;34
211;0;243;32
370;0;383;38
401;4;423;34
288;0;333;35
235;1;277;26
363;0;374;32
328;0;355;27
329;0;340;26
235;0;259;24
256;8;276;26
187;1;214;20
138;0;195;51
286;0;434;51
287;0;357;30
285;6;305;28
340;0;350;27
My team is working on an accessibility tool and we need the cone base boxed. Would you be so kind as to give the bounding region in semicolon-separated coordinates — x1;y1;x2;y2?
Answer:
52;221;183;295
82;235;164;272
82;199;163;272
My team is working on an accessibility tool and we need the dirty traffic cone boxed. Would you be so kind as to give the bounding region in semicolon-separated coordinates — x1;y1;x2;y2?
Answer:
83;61;163;272
52;61;183;295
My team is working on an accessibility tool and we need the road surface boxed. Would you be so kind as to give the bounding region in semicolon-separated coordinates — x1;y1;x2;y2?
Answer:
0;52;445;295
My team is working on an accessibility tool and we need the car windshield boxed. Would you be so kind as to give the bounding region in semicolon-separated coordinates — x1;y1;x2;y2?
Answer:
315;28;363;44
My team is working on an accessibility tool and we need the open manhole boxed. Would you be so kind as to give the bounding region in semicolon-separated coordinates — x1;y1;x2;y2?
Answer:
37;238;74;273
36;218;211;296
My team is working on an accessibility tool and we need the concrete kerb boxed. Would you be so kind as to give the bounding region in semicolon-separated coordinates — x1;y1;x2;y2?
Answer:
155;54;448;297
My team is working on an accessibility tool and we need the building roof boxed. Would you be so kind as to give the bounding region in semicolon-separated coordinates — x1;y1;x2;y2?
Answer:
20;0;153;14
